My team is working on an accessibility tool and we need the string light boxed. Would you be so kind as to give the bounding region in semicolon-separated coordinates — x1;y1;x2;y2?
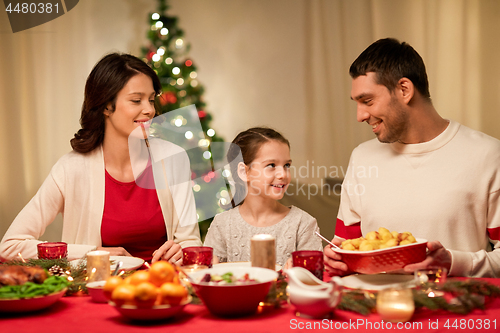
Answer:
185;131;194;139
172;67;181;75
175;118;183;127
175;38;184;48
155;21;163;29
157;47;165;56
207;128;215;137
190;71;197;79
152;13;160;20
160;28;169;35
222;169;231;177
198;139;210;147
165;57;173;65
177;78;184;85
152;54;160;62
193;184;201;192
203;151;212;159
190;80;198;87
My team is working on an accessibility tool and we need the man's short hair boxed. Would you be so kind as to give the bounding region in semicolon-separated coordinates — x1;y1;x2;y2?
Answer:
349;38;431;99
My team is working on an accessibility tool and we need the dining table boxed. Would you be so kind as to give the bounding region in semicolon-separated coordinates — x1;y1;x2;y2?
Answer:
1;276;499;333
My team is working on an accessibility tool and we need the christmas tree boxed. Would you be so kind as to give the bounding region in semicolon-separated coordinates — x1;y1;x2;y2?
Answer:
141;0;229;239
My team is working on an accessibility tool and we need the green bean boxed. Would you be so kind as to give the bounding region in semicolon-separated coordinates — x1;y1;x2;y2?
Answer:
0;275;71;299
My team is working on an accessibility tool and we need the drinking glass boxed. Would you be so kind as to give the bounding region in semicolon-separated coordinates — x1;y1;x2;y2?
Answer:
414;267;448;297
37;242;68;259
292;250;324;281
182;246;213;268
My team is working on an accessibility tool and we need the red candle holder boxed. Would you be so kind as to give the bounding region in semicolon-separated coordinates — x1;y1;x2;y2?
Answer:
37;242;68;259
292;250;324;281
182;246;213;268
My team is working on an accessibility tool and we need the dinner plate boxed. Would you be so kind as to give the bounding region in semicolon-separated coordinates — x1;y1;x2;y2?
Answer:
0;288;67;313
341;274;416;291
70;256;144;271
213;261;282;271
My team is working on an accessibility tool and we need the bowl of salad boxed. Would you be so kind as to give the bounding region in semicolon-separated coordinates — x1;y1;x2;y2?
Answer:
187;265;278;317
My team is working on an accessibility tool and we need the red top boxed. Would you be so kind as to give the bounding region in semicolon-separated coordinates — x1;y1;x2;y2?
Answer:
101;165;167;262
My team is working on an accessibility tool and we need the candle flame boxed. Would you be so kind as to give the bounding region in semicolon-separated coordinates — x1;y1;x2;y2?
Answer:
17;253;26;263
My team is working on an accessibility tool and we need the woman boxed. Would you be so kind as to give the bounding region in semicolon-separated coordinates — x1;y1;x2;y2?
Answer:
0;53;202;263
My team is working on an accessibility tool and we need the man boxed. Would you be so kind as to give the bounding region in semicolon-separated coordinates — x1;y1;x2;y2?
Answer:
324;38;500;277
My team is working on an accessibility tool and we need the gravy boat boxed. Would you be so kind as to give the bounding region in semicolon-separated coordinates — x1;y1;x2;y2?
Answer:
285;267;343;318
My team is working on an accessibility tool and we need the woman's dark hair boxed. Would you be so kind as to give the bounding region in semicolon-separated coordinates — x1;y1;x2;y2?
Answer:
70;53;162;153
349;38;431;100
227;127;290;208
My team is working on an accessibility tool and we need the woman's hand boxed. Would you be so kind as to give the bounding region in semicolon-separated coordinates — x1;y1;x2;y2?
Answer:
96;247;132;257
323;238;351;276
284;257;293;270
404;241;452;273
152;240;182;264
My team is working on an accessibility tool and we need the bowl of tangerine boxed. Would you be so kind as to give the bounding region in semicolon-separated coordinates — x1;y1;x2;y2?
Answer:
99;261;191;321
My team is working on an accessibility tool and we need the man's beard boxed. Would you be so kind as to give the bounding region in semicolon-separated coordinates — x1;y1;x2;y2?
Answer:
376;97;409;144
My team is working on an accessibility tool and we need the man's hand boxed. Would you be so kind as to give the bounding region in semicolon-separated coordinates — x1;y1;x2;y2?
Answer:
323;238;351;276
404;241;452;273
152;240;182;264
96;246;132;257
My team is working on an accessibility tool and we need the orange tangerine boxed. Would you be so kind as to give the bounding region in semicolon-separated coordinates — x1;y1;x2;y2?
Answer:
149;261;176;287
128;270;151;286
103;276;123;299
134;282;158;308
111;284;136;307
159;282;187;306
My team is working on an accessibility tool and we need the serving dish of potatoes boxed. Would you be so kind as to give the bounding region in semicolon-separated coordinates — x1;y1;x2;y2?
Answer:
341;227;417;251
332;228;427;274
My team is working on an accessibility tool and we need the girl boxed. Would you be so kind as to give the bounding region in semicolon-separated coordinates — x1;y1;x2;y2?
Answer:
0;53;201;263
204;127;322;267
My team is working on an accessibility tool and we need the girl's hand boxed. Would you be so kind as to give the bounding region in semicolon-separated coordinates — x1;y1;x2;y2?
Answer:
152;240;182;264
96;246;132;257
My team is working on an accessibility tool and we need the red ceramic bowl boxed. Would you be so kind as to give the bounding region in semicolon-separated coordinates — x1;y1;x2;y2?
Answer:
188;266;278;317
332;238;427;274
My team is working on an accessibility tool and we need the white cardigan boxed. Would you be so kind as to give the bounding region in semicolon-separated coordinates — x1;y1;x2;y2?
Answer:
0;143;202;260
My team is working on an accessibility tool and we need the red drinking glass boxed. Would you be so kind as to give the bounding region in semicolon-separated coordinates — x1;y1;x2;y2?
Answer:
37;242;68;259
292;250;324;281
182;246;213;268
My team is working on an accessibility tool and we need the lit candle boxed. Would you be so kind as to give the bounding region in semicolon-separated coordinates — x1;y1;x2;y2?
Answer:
86;250;110;282
251;234;276;270
376;288;415;323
